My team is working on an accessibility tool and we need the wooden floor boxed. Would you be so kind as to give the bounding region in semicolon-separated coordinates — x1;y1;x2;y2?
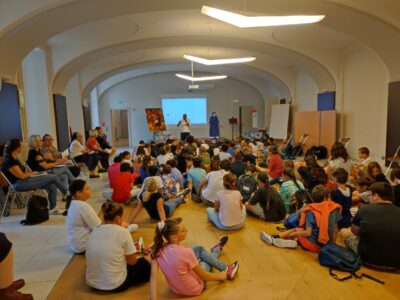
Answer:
48;199;400;300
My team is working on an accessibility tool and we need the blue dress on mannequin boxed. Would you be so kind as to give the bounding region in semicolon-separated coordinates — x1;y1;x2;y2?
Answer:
209;114;220;137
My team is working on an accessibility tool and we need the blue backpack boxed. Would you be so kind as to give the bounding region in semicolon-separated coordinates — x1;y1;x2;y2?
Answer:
284;212;299;229
319;243;385;284
319;243;361;273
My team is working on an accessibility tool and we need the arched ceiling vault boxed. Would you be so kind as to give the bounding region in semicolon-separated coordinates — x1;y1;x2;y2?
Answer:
1;0;399;97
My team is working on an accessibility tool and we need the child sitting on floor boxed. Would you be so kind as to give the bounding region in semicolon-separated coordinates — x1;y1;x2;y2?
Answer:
260;185;342;252
86;202;150;292
330;168;353;229
128;178;190;223
206;173;246;231
112;163;140;204
149;218;239;298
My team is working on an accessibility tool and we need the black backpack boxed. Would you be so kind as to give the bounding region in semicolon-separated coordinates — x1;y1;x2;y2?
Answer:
20;195;49;225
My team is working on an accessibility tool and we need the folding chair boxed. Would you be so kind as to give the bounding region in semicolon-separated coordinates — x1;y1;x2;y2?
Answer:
339;137;350;149
279;133;293;155
0;171;48;222
385;145;400;175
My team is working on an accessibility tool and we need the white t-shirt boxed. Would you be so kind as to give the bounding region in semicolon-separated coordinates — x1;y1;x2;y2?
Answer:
218;152;232;161
69;140;85;158
179;119;191;133
216;189;244;227
157;154;167;166
328;157;352;173
86;224;136;290
66;200;101;253
202;170;227;202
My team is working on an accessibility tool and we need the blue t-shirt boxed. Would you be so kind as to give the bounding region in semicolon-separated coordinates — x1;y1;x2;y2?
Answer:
187;167;206;192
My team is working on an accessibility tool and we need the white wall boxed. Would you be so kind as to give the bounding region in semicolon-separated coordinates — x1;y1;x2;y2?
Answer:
98;73;264;145
65;73;85;134
22;48;56;137
340;48;389;163
293;71;319;112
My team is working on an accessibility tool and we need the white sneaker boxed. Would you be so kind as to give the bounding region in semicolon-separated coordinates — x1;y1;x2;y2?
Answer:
49;208;60;215
134;237;144;252
272;238;298;249
127;224;139;233
260;232;273;245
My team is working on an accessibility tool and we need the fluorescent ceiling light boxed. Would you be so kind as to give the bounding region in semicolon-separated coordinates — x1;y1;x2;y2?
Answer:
175;74;227;82
201;6;325;28
183;54;256;65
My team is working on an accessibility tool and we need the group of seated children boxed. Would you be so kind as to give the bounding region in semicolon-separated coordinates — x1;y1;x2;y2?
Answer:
66;135;400;298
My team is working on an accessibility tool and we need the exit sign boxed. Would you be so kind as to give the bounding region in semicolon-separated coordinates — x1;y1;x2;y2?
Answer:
116;99;124;105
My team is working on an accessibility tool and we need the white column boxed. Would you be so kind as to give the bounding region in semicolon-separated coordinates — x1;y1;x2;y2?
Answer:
65;73;85;134
21;48;56;137
90;88;99;128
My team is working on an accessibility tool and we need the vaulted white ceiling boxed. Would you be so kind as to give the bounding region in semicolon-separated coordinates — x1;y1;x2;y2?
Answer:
1;0;399;99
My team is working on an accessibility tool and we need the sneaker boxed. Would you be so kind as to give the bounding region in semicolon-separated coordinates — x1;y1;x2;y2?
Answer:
272;238;298;249
98;168;107;173
49;208;60;215
62;210;68;216
127;224;139;233
124;197;136;206
226;261;239;280
142;245;152;255
11;279;25;291
176;188;191;198
134;237;144;252
211;235;229;252
89;174;100;178
260;232;273;245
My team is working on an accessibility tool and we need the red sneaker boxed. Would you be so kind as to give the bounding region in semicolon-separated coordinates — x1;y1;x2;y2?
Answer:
226;261;239;280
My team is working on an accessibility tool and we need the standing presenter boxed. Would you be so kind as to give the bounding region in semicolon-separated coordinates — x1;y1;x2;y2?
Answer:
177;114;191;141
209;112;220;138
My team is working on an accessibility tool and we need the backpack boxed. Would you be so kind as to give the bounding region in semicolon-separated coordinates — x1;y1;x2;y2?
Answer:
284;212;300;229
20;195;49;225
319;243;361;273
237;174;257;201
319;243;385;284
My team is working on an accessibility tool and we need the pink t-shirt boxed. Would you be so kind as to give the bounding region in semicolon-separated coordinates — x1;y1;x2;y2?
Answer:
215;189;244;227
156;244;204;296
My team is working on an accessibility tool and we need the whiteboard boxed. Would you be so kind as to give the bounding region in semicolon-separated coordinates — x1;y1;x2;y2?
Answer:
269;104;290;139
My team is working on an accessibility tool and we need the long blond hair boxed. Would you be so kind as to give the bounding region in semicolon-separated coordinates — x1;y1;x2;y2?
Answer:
143;178;157;202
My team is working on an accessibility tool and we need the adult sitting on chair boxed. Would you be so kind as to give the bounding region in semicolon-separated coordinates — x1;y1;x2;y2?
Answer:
27;134;75;190
95;127;116;157
69;132;100;179
41;134;81;177
1;139;69;215
87;130;110;171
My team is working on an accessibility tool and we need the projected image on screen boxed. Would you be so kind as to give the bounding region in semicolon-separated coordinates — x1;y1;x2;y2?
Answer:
162;97;207;125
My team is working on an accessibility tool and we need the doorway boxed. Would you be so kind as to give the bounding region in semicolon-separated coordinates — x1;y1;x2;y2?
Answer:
239;106;253;135
110;109;129;148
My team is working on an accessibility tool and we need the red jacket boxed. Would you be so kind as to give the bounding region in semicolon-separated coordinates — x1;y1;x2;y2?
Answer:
299;200;342;245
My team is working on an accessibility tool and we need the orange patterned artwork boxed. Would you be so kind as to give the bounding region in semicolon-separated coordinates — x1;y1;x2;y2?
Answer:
145;108;166;132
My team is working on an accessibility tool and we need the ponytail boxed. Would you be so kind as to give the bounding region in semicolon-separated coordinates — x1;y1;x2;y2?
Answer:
151;218;182;260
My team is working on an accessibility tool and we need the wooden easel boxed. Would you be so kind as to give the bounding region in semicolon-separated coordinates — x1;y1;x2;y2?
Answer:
385;145;400;175
153;131;165;141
